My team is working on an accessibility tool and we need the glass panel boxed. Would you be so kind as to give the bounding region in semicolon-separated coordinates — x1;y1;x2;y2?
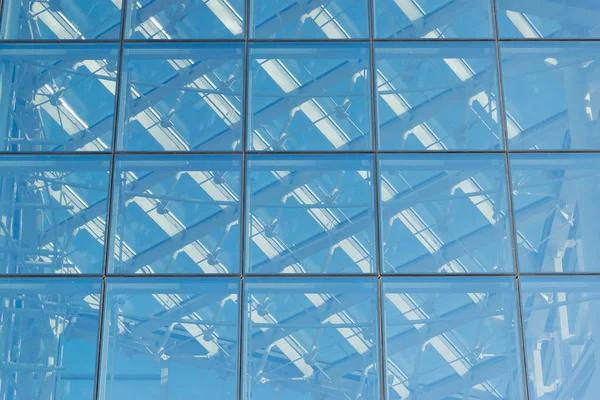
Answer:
98;278;240;400
501;42;600;150
0;278;101;399
1;0;122;40
109;154;242;275
0;155;110;275
382;277;525;399
379;154;514;274
117;43;244;152
0;43;119;152
245;154;376;274
250;0;369;39
247;43;372;151
520;277;600;400
373;0;494;39
124;0;245;39
510;153;600;273
375;42;502;151
496;0;600;39
243;277;380;400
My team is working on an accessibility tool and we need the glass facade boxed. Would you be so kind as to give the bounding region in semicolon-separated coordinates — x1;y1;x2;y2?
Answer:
0;1;598;399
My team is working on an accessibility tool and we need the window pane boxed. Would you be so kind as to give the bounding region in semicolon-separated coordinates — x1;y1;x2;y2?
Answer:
245;154;376;274
99;278;240;400
250;0;369;39
0;155;110;275
247;43;372;151
373;0;494;39
379;154;514;274
118;43;244;152
376;42;502;151
0;278;101;399
243;277;380;400
520;277;600;400
382;277;525;399
1;0;122;39
510;153;600;273
109;155;242;275
125;0;245;39
496;0;600;38
501;42;600;150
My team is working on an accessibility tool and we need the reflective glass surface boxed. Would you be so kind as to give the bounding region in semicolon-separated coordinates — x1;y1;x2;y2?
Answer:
117;43;244;152
510;153;600;274
109;154;242;274
520;277;600;400
245;154;376;274
98;278;240;399
0;278;101;399
247;43;372;151
1;0;123;40
373;0;494;39
501;42;600;150
382;277;526;399
0;155;110;275
0;44;119;152
250;0;369;39
124;0;245;39
379;154;514;273
243;277;380;400
375;42;503;151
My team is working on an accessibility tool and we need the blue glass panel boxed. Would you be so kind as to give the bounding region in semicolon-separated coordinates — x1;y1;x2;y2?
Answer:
0;155;110;275
247;43;372;151
376;42;502;151
245;154;376;274
510;154;600;273
125;0;245;39
373;0;494;39
501;42;600;150
109;155;242;274
1;0;122;39
117;43;244;152
520;277;600;399
496;0;600;38
250;0;369;39
0;44;119;152
379;154;514;274
0;278;101;399
382;277;525;399
243;277;380;400
98;278;240;400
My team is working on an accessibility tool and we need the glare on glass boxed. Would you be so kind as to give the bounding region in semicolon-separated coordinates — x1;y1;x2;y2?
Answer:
98;278;240;400
245;154;376;274
376;42;503;151
247;43;372;151
0;44;119;152
0;278;101;399
373;0;494;39
496;0;600;38
510;154;600;273
250;0;369;39
379;154;514;274
1;0;123;39
124;0;245;39
117;43;244;152
502;42;600;150
0;155;110;275
243;277;381;400
520;277;600;400
382;277;525;399
109;154;242;274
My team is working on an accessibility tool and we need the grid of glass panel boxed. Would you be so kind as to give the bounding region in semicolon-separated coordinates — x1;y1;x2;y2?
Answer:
0;1;598;399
